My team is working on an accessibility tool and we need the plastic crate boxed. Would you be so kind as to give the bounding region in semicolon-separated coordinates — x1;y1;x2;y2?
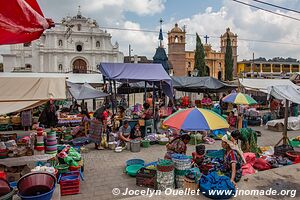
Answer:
60;171;80;196
136;168;157;189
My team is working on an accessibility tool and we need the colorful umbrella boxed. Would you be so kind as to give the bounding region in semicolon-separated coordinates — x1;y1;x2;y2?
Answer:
222;92;257;105
163;108;229;131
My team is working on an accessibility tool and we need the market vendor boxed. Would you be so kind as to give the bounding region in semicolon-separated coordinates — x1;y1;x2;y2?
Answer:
89;116;104;150
72;111;91;137
38;98;58;128
140;103;153;120
221;134;245;187
234;128;260;154
164;134;191;160
114;106;126;128
118;120;132;143
226;111;237;130
130;123;142;140
201;94;212;109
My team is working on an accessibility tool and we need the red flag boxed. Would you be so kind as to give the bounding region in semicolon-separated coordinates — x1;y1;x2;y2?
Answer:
0;0;54;45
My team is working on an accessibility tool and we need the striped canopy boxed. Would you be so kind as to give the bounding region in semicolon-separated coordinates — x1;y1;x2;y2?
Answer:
222;92;257;105
163;108;229;131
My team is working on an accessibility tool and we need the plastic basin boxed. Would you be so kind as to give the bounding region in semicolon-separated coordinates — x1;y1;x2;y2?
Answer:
0;178;10;196
126;165;143;177
126;159;145;167
17;172;56;199
18;186;55;200
0;188;15;200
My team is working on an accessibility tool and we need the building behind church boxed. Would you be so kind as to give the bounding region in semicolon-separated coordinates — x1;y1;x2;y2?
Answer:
2;9;124;73
168;24;238;79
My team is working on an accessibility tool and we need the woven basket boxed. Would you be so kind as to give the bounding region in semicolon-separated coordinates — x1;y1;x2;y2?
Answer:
183;177;199;191
0;117;10;125
11;116;21;125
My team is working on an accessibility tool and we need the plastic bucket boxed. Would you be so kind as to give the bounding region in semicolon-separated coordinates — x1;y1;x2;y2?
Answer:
141;140;150;148
130;140;141;152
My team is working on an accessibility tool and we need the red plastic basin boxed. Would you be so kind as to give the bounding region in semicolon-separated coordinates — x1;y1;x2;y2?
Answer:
17;172;56;196
0;178;10;196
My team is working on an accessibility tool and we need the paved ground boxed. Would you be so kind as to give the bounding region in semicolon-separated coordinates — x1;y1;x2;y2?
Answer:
3;126;300;200
59;126;299;200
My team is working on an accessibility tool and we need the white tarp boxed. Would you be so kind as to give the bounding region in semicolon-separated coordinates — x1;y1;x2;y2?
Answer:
0;101;47;115
0;77;66;114
266;85;300;131
266;116;300;131
267;85;300;104
0;77;66;102
239;78;300;93
0;73;103;84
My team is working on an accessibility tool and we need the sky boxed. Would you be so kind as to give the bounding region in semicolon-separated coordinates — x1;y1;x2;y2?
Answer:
1;0;300;62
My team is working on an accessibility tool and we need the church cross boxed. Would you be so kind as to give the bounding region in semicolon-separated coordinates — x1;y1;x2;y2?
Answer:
204;35;209;44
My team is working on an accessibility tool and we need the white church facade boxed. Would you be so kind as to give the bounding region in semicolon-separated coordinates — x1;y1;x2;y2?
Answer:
2;9;124;73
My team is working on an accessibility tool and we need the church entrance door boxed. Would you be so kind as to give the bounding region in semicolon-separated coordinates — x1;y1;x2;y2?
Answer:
73;59;87;73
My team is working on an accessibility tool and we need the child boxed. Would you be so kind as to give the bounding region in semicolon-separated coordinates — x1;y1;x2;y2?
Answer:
192;144;206;166
130;123;142;140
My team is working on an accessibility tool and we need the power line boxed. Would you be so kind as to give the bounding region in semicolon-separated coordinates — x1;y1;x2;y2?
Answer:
251;0;300;14
232;0;300;22
98;26;300;46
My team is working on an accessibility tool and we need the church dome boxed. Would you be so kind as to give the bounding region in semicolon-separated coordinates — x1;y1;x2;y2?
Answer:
171;23;183;32
222;27;235;37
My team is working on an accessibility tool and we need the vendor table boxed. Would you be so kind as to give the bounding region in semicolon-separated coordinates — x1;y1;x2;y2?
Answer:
58;117;82;127
0;154;55;167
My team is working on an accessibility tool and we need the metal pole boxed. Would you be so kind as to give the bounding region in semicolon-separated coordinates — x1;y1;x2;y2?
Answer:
283;99;289;145
109;80;114;115
113;80;117;114
144;82;147;104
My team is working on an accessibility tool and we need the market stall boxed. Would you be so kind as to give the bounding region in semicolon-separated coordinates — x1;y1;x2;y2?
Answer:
172;76;236;93
99;62;173;134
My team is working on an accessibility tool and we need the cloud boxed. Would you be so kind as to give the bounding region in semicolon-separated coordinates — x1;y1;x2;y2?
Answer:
109;21;159;59
82;0;166;16
162;0;300;60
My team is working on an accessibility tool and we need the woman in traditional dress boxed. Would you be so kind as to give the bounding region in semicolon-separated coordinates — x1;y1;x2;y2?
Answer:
89;116;104;150
21;109;32;131
164;134;191;160
221;134;245;187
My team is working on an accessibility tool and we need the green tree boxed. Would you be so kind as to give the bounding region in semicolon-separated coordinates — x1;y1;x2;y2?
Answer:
225;32;233;81
194;33;206;76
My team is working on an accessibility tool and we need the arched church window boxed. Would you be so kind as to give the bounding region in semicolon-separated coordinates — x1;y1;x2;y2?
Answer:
180;36;184;43
77;24;81;31
58;64;63;71
175;36;179;43
58;40;63;47
96;41;100;48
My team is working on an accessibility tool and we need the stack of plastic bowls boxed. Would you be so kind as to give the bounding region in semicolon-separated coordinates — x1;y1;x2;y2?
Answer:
45;131;57;154
35;128;45;153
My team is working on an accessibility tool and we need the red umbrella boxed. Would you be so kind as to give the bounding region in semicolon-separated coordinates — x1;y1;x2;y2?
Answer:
0;0;54;45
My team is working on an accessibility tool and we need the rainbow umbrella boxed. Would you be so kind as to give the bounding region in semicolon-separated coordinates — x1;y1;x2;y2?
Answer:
222;92;257;105
163;108;229;131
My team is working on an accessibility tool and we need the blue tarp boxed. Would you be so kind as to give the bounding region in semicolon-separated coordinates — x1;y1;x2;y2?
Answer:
99;63;173;98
